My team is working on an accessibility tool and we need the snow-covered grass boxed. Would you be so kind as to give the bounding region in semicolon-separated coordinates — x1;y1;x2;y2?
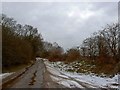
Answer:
58;80;84;88
0;73;13;79
63;72;119;88
44;59;119;89
0;72;13;85
48;60;96;74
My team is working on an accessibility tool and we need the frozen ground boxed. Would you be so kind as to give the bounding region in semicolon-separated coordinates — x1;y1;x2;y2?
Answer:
44;59;119;89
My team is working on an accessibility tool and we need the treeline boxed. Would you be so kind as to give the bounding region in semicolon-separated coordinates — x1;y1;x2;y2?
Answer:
78;23;120;74
80;23;120;63
1;14;65;69
41;23;120;75
40;23;120;66
1;14;43;68
41;42;80;62
41;42;64;61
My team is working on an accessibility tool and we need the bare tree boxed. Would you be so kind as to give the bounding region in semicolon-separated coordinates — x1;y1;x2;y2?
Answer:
100;24;119;62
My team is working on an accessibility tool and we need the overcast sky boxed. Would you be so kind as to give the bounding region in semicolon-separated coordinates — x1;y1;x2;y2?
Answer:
2;2;118;50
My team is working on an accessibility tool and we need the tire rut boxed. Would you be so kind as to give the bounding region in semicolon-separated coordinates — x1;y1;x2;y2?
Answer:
29;70;37;85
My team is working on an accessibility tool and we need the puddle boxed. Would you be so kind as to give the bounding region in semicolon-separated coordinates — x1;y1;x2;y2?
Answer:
29;71;37;85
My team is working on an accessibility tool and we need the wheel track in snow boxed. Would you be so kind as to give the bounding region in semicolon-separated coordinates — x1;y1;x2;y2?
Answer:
46;65;112;90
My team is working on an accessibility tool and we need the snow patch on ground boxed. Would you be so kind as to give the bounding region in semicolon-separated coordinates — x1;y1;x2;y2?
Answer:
0;73;13;85
58;80;84;88
0;73;13;79
44;59;119;89
64;72;119;88
50;75;84;88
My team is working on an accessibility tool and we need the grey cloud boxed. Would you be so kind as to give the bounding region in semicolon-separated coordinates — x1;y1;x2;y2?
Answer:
2;2;118;50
